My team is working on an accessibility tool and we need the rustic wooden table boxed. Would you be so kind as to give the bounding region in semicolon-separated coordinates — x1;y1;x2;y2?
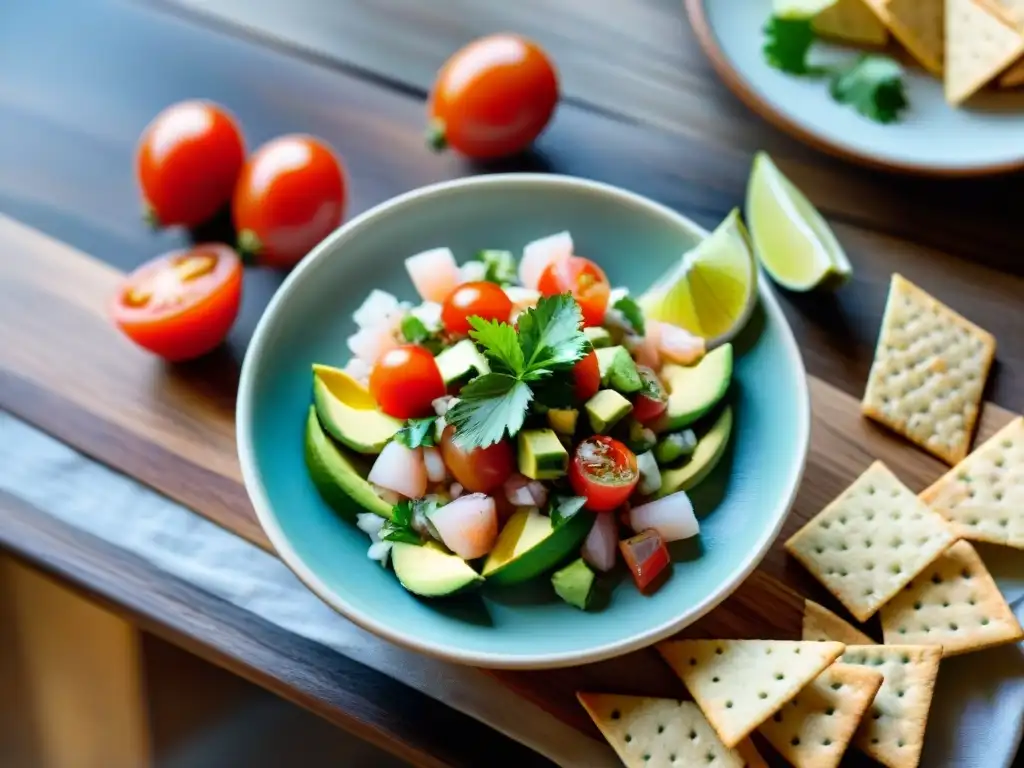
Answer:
2;0;1023;765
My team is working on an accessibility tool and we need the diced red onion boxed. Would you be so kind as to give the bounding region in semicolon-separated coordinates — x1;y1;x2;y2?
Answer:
582;512;618;572
368;442;427;499
629;492;699;542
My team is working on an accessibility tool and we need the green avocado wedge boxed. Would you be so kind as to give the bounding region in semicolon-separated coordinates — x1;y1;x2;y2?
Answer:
312;364;402;454
655;343;733;432
551;558;596;610
483;508;595;587
657;406;733;498
304;407;394;521
391;541;484;598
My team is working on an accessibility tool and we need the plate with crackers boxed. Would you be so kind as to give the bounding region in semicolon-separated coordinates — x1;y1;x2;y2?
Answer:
687;0;1024;176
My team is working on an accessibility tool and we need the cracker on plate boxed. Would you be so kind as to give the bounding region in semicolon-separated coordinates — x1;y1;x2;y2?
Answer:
656;639;845;748
813;0;890;45
786;461;956;622
861;274;996;465
880;539;1024;655
946;0;1024;104
886;0;945;75
803;599;875;644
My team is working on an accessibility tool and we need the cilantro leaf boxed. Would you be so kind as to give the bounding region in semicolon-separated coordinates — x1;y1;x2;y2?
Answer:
613;295;645;336
381;527;423;544
531;376;576;410
551;496;587;527
829;55;908;124
518;294;588;379
391;499;413;527
478;249;517;285
469;317;524;375
394;417;437;449
446;374;532;448
400;315;430;344
763;16;818;75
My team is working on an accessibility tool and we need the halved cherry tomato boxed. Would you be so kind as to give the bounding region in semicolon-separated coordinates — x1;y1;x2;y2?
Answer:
233;134;346;269
632;365;669;425
619;529;671;593
440;426;514;494
110;244;242;362
369;345;446;419
442;281;513;335
537;256;610;327
572;348;601;402
427;34;558;159
136;101;245;229
569;436;639;512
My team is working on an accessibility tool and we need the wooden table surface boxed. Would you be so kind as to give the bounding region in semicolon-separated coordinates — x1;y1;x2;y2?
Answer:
2;0;1023;765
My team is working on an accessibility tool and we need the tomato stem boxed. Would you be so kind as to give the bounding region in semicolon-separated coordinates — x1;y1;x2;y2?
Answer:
425;119;448;152
237;229;262;265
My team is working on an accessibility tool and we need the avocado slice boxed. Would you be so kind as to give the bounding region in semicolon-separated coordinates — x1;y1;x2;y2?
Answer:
391;541;483;597
312;364;402;454
655;343;733;432
483;508;595;586
435;339;490;388
304;407;394;521
657;406;733;497
547;408;579;436
595;345;643;394
583;326;613;349
551;558;596;610
586;389;633;434
518;428;569;480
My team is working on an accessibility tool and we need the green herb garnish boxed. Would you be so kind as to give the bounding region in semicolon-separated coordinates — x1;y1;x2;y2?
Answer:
829;55;908;125
613;295;646;336
551;496;587;527
400;315;444;354
394;417;437;449
763;16;818;75
478;249;518;285
382;499;433;544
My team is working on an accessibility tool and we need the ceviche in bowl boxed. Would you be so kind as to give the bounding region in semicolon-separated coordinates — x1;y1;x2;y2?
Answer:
237;174;809;668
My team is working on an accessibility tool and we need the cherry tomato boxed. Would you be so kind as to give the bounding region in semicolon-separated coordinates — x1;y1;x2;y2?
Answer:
537;256;610;327
233;134;346;269
369;345;446;419
572;348;601;402
632;366;669;425
569;436;639;512
440;426;515;494
619;530;671;593
136;101;245;229
110;244;242;361
427;34;558;159
441;281;513;335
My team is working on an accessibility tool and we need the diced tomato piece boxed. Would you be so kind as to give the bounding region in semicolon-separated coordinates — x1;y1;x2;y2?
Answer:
537;255;610;326
631;365;668;424
439;426;515;494
572;347;601;402
619;529;671;593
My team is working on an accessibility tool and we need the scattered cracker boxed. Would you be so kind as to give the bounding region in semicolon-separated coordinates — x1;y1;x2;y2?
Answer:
576;694;748;768
880;539;1023;655
841;645;941;768
803;599;876;644
735;738;770;767
786;461;956;622
921;416;1024;548
814;0;891;45
999;57;1024;87
861;274;996;465
886;0;945;75
656;639;845;748
946;0;1024;105
758;663;884;768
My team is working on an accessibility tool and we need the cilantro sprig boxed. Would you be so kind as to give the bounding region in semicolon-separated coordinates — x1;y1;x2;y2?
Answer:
763;16;819;75
613;295;645;336
446;294;587;449
400;315;444;355
381;499;431;544
394;417;437;449
478;249;518;285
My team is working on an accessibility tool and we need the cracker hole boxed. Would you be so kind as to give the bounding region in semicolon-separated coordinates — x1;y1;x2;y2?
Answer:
689;658;697;666
791;737;801;747
864;588;874;596
1000;519;1009;528
773;712;783;723
950;622;959;631
914;601;922;610
643;754;651;762
982;618;991;626
968;597;976;606
825;707;835;716
872;710;882;720
931;573;943;585
776;673;785;681
725;701;733;709
715;647;724;655
899;627;907;634
823;738;833;746
923;625;931;633
898;739;906;748
872;738;880;745
1002;440;1012;449
867;563;875;571
611;710;621;720
892;512;902;520
865;539;873;548
625;735;632;743
758;692;767;699
995;491;1004;501
658;725;665;734
794;648;801;654
705;753;715;763
901;655;911;664
689;730;697;741
821;521;832;530
868;486;876;495
995;458;1005;468
942;601;950;608
962;569;973;580
890;564;901;574
712;677;720;683
840;569;849;577
815;547;824;554
892;537;903;547
830;682;842;690
874;657;885;666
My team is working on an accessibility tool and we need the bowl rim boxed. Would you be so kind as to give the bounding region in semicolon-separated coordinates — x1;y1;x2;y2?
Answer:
236;173;810;669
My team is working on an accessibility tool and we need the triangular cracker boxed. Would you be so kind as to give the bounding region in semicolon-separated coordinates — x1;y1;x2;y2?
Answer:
758;663;884;768
576;694;748;768
999;57;1024;87
841;645;942;768
887;0;945;75
946;0;1024;105
814;0;891;45
803;599;876;644
880;540;1023;655
921;416;1024;548
656;639;845;748
786;461;956;622
862;275;996;465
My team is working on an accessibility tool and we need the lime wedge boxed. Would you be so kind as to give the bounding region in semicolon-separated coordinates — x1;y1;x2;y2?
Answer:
639;208;758;347
746;152;852;292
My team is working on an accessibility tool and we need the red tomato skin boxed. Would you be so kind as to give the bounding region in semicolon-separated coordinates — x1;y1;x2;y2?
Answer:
631;366;669;425
620;530;671;593
537;256;610;327
441;282;514;335
111;245;242;362
569;436;639;512
233;135;346;269
440;426;514;494
369;345;446;419
136;101;245;229
572;348;601;402
428;34;558;159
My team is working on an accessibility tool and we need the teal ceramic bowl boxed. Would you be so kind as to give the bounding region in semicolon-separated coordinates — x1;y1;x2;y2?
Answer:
237;174;809;669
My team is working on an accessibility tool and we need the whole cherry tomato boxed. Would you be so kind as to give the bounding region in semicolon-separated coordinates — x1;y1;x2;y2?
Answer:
136;101;245;229
439;426;515;494
369;345;446;419
569;436;639;512
110;244;242;361
537;256;610;327
632;365;669;425
572;348;601;402
441;281;514;334
427;34;558;159
233;134;346;269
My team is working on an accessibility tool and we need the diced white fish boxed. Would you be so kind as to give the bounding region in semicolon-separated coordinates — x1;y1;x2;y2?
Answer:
367;540;393;566
428;493;498;560
636;451;662;495
410;301;443;331
406;247;461;303
432;395;454;416
658;322;706;365
347;322;398;365
581;512;617;572
503;473;536;507
423;446;448;484
343;357;372;386
458;260;488;284
356;512;386;537
368;441;427;499
629;492;699;542
354;289;402;329
519;232;573;289
450;482;464;499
